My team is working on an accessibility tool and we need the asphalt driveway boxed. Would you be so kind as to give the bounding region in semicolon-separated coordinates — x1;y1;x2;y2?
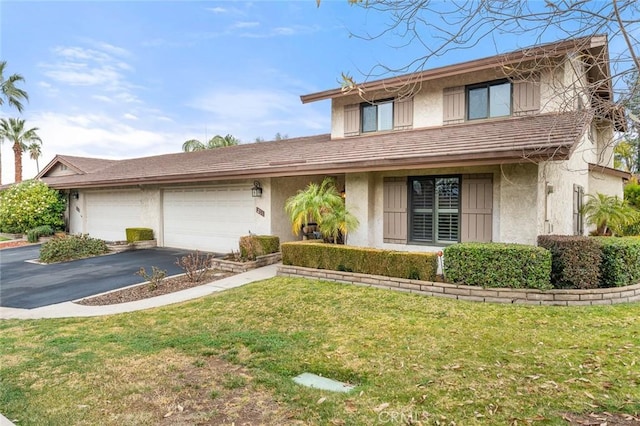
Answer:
0;246;201;309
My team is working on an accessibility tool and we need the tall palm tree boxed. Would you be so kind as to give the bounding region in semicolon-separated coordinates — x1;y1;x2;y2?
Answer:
0;61;29;185
0;61;28;113
27;141;43;173
0;118;41;183
182;134;240;152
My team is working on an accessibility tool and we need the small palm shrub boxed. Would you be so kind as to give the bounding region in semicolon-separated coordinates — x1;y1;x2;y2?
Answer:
26;225;54;243
581;193;637;236
39;234;109;263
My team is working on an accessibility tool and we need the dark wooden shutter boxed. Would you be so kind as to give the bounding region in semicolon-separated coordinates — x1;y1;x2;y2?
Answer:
513;80;540;116
461;175;493;242
393;97;413;130
573;184;584;235
383;177;407;243
344;104;360;136
443;86;465;124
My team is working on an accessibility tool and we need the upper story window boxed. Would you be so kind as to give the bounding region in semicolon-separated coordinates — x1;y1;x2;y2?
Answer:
362;99;393;133
467;80;512;120
344;97;413;137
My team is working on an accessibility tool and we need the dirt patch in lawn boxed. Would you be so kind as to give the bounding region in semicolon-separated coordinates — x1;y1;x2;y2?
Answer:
562;412;640;425
84;350;297;425
76;270;235;306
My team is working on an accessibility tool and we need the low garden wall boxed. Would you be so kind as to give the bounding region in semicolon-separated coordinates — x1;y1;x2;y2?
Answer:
212;252;282;273
278;265;640;306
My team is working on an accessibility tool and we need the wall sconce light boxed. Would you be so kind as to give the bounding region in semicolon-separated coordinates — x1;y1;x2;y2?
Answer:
71;191;79;200
251;180;263;197
340;187;346;199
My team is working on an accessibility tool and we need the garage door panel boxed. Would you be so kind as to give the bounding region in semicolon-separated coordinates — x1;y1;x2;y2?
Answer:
163;187;254;252
86;191;143;242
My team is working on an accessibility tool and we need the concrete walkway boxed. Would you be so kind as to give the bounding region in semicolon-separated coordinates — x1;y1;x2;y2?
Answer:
0;263;279;320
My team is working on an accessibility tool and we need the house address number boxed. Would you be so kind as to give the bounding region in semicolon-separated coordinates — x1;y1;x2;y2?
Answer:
256;207;265;217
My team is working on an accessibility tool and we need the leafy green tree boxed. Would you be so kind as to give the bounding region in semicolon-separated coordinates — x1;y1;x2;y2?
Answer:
0;180;65;233
581;193;637;236
614;140;637;172
182;134;240;152
285;177;359;243
0;118;41;183
0;61;28;113
625;179;640;209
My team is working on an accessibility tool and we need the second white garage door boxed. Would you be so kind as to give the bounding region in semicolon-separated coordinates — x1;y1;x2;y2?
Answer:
163;186;255;253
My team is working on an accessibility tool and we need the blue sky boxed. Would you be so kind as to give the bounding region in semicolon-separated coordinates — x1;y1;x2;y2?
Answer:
0;1;634;184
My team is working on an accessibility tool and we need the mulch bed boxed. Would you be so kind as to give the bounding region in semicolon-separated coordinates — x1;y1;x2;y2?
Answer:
76;270;235;306
0;240;30;249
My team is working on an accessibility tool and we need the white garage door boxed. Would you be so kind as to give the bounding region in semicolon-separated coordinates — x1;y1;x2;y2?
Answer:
85;190;143;242
163;186;254;253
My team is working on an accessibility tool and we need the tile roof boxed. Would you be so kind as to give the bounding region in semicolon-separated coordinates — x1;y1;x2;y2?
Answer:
36;154;118;178
41;111;591;189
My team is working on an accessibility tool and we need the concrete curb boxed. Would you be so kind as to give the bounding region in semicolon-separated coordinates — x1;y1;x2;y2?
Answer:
0;263;279;320
0;413;16;426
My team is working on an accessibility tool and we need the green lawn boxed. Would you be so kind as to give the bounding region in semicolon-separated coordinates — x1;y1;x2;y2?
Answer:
1;277;639;425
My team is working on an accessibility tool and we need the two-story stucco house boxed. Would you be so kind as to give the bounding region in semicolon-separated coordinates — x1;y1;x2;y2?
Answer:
38;34;628;253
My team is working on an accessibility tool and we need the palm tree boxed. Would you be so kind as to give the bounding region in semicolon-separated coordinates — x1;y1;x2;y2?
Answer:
0;118;42;183
285;177;359;243
0;61;28;113
27;141;43;173
318;201;360;244
581;193;637;236
182;134;240;152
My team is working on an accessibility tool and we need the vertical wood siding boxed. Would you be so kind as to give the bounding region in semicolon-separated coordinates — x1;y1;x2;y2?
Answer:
393;97;414;130
461;176;493;242
383;177;408;243
513;80;540;115
443;86;465;124
344;104;361;136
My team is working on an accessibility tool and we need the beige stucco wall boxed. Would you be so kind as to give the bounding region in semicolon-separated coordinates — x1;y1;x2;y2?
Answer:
498;163;540;245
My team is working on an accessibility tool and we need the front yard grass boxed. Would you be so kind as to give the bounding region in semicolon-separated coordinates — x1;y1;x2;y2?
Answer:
1;277;639;425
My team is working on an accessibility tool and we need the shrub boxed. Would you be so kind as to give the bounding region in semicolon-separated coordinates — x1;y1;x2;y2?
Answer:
444;243;552;290
125;228;154;243
624;180;640;209
136;266;167;291
26;225;55;243
537;235;601;289
282;242;438;281
239;234;280;260
39;234;109;263
595;237;640;287
176;250;214;283
0;180;65;234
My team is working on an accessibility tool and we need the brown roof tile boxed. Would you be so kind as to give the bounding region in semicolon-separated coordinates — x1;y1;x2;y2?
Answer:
42;111;591;189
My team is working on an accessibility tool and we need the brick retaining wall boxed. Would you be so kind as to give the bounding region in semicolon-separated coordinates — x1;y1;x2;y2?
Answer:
277;265;640;306
211;252;282;273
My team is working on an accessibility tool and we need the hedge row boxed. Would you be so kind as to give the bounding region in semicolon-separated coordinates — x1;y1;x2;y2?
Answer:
40;234;109;263
537;235;601;289
125;228;154;243
596;237;640;287
239;235;280;260
444;243;552;290
282;242;438;281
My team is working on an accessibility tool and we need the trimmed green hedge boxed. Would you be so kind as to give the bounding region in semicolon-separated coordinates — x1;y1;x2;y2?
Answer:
282;242;438;281
125;228;154;243
444;243;552;290
537;235;601;289
596;237;640;287
239;235;280;260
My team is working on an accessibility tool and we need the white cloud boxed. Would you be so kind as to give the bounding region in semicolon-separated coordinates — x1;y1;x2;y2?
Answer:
232;21;260;29
206;7;227;14
123;113;138;120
